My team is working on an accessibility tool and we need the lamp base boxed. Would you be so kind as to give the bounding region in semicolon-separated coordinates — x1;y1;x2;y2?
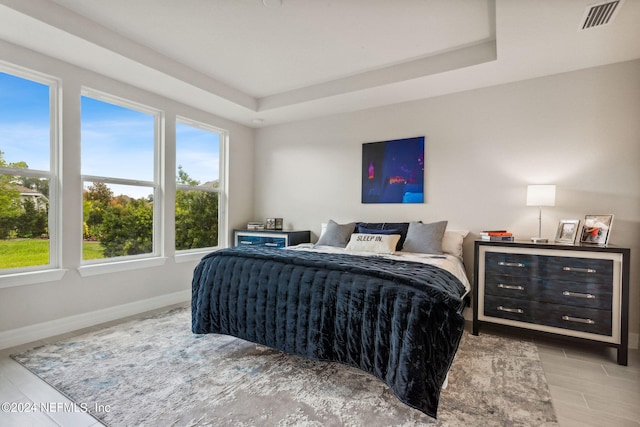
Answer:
531;237;548;243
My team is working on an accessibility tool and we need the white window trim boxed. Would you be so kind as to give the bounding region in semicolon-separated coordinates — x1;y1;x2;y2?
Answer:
79;88;164;268
78;256;167;277
174;117;228;255
0;269;67;289
174;250;211;264
0;62;62;284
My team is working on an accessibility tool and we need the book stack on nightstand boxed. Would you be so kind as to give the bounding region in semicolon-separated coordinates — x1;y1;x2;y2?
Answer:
480;230;514;242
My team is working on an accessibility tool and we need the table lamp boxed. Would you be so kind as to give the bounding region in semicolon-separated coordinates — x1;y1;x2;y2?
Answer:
526;184;556;243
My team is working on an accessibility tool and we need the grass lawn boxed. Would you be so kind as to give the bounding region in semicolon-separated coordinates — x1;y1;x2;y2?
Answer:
83;241;105;260
0;239;105;269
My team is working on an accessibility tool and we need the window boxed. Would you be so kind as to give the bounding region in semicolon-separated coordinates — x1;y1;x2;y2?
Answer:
0;66;59;273
175;119;225;252
81;91;161;262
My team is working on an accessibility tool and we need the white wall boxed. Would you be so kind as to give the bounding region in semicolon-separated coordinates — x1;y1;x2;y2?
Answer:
254;59;640;346
0;41;255;344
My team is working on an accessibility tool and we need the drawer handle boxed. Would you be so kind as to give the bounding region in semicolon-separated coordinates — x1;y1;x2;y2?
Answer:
563;266;596;273
497;306;524;314
498;284;525;291
264;243;279;247
498;261;525;268
239;241;253;245
562;315;595;325
562;291;595;299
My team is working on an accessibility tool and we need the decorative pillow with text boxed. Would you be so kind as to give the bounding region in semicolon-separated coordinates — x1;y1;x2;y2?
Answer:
345;233;401;254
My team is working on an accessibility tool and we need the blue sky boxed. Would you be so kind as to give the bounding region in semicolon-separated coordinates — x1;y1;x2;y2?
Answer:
0;72;50;170
1;71;220;197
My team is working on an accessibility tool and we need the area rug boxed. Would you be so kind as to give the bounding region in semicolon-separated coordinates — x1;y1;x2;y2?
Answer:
12;306;558;426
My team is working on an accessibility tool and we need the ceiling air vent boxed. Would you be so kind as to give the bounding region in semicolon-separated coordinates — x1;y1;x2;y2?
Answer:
580;0;623;30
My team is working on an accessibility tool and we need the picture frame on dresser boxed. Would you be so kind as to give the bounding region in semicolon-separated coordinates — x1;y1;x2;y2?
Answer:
555;219;580;243
580;214;613;245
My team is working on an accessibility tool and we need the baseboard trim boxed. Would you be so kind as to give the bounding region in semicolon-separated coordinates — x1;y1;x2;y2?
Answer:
0;290;190;350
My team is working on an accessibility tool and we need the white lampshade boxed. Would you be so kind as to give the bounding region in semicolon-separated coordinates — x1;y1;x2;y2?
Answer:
526;185;556;207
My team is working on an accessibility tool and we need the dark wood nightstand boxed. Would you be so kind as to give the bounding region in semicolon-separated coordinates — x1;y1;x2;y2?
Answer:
473;240;630;365
233;229;311;248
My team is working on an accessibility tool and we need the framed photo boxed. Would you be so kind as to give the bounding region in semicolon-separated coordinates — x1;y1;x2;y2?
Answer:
265;218;276;230
555;219;580;244
580;214;614;245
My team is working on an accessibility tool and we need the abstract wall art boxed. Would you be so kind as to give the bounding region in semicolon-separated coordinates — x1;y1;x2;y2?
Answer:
361;136;424;204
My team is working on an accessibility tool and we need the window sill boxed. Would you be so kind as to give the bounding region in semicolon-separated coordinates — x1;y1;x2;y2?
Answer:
0;269;67;289
78;257;167;277
174;249;215;264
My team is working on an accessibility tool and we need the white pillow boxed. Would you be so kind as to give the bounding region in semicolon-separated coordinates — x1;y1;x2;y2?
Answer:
442;229;469;258
345;233;401;254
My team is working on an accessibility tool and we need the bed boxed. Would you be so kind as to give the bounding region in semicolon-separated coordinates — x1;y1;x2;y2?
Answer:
192;220;470;418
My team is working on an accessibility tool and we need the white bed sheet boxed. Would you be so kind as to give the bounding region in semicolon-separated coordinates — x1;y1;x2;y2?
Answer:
287;243;471;297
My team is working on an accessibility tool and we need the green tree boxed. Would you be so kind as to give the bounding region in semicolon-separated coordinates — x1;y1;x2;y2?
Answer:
99;197;153;257
83;182;113;240
175;165;218;250
85;181;113;205
16;198;48;238
175;190;218;250
0;183;21;239
177;165;199;186
0;151;27;238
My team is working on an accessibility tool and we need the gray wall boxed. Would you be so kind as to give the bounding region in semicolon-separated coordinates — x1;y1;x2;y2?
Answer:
253;59;640;347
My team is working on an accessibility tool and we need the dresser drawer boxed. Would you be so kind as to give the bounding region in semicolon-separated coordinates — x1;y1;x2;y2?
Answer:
485;252;537;278
483;295;534;323
484;275;535;299
484;275;612;310
486;252;613;284
545;256;613;284
536;302;611;336
483;295;612;336
539;279;612;310
236;235;286;248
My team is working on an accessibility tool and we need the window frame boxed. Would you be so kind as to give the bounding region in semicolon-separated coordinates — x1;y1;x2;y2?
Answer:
174;116;227;258
0;62;63;283
79;88;164;267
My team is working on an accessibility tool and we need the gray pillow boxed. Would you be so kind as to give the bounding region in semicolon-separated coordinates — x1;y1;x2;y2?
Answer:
315;220;355;248
401;220;448;254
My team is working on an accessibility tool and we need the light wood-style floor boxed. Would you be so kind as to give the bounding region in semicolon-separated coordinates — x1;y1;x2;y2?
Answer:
0;307;638;426
479;324;640;427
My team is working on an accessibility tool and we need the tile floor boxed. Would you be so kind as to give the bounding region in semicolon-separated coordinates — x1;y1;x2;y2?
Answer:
0;308;638;426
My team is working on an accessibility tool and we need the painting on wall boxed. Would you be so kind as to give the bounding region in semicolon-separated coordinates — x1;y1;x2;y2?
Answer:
362;136;424;204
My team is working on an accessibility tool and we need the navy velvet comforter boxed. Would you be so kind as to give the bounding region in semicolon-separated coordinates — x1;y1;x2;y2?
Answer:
191;246;467;418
